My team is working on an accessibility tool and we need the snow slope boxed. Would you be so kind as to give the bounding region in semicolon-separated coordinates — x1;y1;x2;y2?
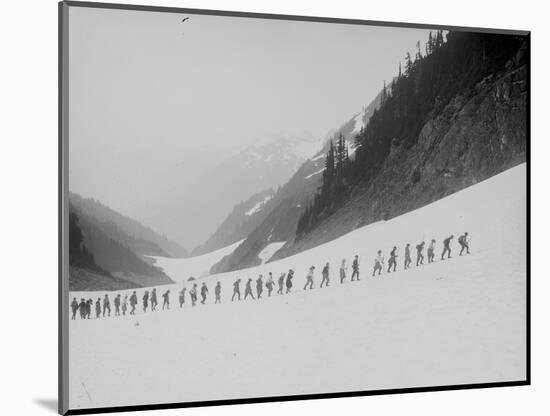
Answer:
257;242;287;264
69;164;527;411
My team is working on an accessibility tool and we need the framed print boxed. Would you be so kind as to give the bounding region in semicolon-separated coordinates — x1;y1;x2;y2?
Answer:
59;1;530;414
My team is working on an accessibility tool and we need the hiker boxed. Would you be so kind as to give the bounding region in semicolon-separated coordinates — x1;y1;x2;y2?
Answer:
285;269;294;294
416;241;425;266
190;284;198;306
95;298;101;318
441;235;454;260
215;281;222;304
372;250;384;276
351;255;360;281
387;246;398;273
459;232;470;255
427;239;436;263
151;288;158;311
78;299;86;319
103;294;111;317
232;278;241;301
200;283;208;304
71;298;78;320
143;290;149;312
114;294;121;316
303;266;315;290
122;295;128;316
266;273;274;296
256;275;264;299
179;287;186;308
277;272;285;294
340;258;347;284
129;291;137;315
320;262;330;288
85;299;92;319
162;290;170;310
404;243;412;269
245;278;255;300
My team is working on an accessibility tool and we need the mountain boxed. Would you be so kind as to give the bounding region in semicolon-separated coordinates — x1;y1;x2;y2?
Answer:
136;133;324;250
70;193;187;258
209;91;385;273
279;31;527;258
69;196;177;290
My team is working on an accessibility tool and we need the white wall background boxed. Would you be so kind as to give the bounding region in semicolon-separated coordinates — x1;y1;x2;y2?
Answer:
0;0;546;415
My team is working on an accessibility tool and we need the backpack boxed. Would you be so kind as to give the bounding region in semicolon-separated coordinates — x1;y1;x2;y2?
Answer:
459;235;466;244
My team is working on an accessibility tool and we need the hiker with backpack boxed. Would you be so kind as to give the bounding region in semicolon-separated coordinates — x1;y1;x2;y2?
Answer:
114;294;121;316
190;283;198;306
129;291;137;315
351;255;360;281
320;262;330;288
142;291;149;312
404;243;412;269
340;258;347;283
256;275;264;299
122;295;128;316
372;250;384;276
277;272;285;294
232;278;241;301
151;288;158;311
266;273;275;296
103;294;111;317
441;235;454;260
215;281;222;304
162;289;170;310
459;232;470;255
387;246;398;273
286;269;294;294
427;239;436;263
416;241;425;266
85;299;92;319
71;298;78;320
95;298;101;318
303;266;315;290
179;287;186;308
200;283;208;304
245;278;255;300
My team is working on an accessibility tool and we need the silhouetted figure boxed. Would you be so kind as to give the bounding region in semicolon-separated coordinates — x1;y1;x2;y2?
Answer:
303;266;315;290
404;243;412;269
245;278;255;300
103;294;111;317
416;242;425;266
143;291;149;312
200;283;208;304
427;239;436;263
179;287;186;308
122;295;128;315
266;273;274;297
190;284;198;306
215;281;221;304
285;270;294;294
340;259;347;283
372;250;384;276
321;262;330;288
78;298;86;319
277;273;285;294
232;279;241;301
256;275;264;299
387;246;398;273
162;290;170;310
114;294;121;316
129;291;137;315
351;255;360;281
95;298;101;318
151;288;158;312
441;235;454;260
71;298;78;320
85;299;92;319
459;232;470;255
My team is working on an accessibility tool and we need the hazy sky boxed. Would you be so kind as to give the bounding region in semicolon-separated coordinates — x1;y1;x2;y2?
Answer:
68;6;431;215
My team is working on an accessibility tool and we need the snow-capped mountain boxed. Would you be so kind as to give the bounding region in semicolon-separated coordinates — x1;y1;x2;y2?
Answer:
136;133;324;251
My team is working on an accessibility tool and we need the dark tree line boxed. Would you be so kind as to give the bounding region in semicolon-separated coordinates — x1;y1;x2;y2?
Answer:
296;30;524;239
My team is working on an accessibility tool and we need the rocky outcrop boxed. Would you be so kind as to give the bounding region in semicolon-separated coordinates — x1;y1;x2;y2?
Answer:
275;42;527;258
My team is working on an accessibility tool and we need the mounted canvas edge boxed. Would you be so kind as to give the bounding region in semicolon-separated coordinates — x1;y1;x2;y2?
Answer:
59;0;530;37
57;2;532;415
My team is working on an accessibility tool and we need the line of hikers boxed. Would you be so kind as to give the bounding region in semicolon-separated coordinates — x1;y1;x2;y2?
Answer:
71;232;470;320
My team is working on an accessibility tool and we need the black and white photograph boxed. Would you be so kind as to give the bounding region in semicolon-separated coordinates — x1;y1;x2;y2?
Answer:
59;1;529;414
